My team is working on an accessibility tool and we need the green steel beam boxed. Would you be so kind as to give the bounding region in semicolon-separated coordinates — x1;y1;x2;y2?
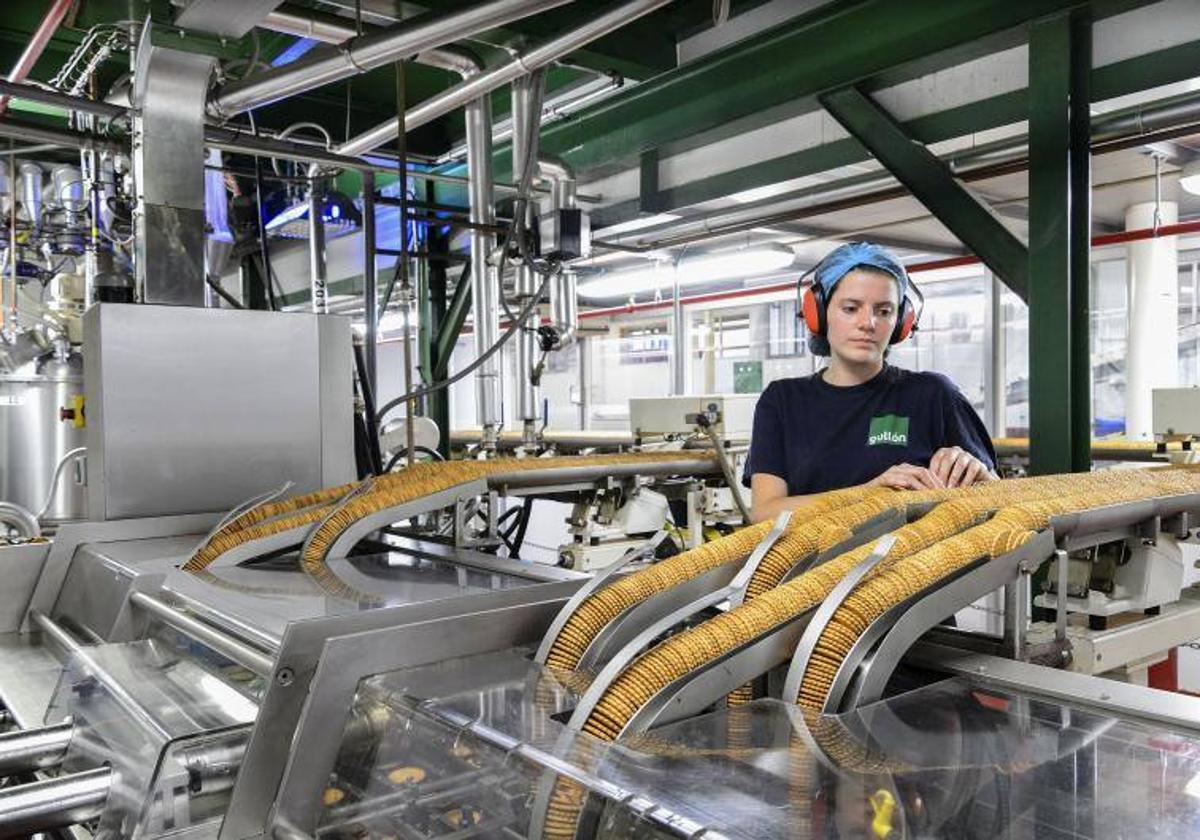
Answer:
434;264;472;379
819;86;1029;300
639;148;660;214
1027;12;1078;476
536;0;1153;173
1069;13;1093;473
593;35;1200;226
426;233;450;454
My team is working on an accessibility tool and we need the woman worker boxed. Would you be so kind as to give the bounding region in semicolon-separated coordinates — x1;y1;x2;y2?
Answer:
745;241;997;524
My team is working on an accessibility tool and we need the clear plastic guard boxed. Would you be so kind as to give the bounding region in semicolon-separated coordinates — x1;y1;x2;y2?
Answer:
45;639;256;838
315;652;1200;840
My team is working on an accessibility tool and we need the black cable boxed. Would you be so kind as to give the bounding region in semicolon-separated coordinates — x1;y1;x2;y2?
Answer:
251;132;278;311
352;342;384;475
247;118;277;312
375;271;551;422
374;69;561;423
383;445;444;473
509;497;534;558
207;277;245;309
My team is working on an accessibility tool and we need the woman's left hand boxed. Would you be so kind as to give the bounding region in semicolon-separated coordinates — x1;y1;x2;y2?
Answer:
930;446;996;488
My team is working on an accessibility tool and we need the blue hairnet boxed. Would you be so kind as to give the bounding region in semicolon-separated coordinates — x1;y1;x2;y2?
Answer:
813;241;908;302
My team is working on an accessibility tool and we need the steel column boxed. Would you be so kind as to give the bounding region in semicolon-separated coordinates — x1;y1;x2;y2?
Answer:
820;86;1029;300
362;170;378;392
512;73;543;446
1069;13;1093;472
1028;12;1082;475
307;166;328;314
428;235;451;458
434;267;472;380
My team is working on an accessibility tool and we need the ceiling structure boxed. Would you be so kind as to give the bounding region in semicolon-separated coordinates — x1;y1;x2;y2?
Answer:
1;0;1198;308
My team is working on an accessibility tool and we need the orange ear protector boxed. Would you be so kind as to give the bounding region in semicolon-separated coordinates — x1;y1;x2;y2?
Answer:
798;270;922;346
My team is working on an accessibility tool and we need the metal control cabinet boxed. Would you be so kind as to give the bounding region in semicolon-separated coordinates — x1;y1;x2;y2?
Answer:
1153;387;1200;437
629;394;758;439
84;304;354;520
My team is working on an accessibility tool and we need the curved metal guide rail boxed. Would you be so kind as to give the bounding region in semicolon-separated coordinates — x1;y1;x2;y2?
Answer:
537;507;903;674
311;480;489;561
789;491;1200;715
785;529;1056;713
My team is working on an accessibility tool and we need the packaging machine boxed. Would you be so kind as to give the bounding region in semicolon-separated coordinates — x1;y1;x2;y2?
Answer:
4;306;1200;840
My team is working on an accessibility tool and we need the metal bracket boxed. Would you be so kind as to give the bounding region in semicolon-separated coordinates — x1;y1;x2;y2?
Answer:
315;479;488;562
188;480;296;562
829;530;1057;712
534;528;668;664
727;510;792;607
780;535;897;704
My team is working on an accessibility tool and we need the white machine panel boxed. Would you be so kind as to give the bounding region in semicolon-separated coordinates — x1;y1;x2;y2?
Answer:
1153;387;1200;437
84;304;354;520
629;394;758;439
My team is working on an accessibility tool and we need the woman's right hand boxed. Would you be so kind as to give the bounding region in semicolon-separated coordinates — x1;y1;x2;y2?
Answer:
867;463;945;491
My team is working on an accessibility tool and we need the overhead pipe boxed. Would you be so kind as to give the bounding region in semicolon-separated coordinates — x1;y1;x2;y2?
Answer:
258;6;483;78
0;0;73;116
540;154;579;342
512;73;545;447
336;0;678;157
210;0;573;119
466;82;501;449
0;79;127;120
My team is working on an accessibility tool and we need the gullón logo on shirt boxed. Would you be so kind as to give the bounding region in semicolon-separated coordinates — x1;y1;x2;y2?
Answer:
867;414;909;446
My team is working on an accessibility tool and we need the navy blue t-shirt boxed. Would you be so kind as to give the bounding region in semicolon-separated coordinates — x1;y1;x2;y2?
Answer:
742;365;996;495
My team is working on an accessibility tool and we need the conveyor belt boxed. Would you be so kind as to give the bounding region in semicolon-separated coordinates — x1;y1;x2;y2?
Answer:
536;466;1200;840
184;452;719;573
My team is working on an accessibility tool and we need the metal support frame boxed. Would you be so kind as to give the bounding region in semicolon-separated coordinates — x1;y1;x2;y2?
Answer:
362;170;378;392
639;148;660;214
534;0;1142;173
129;592;275;676
815;531;1057;712
819;86;1029;300
426;233;451;456
907;641;1200;734
1028;11;1091;476
1068;13;1093;473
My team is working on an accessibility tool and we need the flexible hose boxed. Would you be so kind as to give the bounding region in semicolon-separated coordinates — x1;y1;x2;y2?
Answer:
36;446;85;521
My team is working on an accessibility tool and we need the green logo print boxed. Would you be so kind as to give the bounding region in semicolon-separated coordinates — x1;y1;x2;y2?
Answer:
867;414;909;446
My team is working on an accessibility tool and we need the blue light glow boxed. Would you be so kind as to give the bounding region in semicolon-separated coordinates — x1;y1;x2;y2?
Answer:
271;38;318;68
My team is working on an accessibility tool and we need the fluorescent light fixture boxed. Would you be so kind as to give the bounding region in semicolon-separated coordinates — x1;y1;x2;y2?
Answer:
577;244;795;299
598;212;682;237
1181;159;1200;196
352;308;417;336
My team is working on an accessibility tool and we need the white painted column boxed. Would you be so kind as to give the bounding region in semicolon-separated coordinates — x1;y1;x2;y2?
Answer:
1124;200;1179;438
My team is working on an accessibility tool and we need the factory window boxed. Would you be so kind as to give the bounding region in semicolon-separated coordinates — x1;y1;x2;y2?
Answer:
767;300;805;358
619;325;671;365
712;314;752;359
889;275;987;413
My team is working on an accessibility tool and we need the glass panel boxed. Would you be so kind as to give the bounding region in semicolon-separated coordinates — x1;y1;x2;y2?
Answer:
317;654;1200;840
45;640;256;837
